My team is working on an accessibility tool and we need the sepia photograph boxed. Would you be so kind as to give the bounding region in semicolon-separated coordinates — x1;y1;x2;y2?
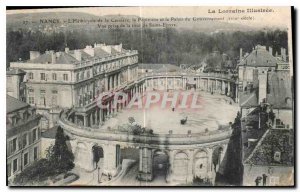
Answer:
5;6;294;187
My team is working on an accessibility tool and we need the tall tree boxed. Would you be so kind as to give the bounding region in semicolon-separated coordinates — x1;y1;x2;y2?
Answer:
50;126;74;172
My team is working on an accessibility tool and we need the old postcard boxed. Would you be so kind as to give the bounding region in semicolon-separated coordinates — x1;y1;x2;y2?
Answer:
6;6;294;186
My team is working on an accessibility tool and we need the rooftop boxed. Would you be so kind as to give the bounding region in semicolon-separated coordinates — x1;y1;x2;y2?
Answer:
6;68;26;75
23;43;134;64
244;128;294;166
239;91;258;108
6;95;29;114
238;45;277;67
138;63;182;72
42;126;58;139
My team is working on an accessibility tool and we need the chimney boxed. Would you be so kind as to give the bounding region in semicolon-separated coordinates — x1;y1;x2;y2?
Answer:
56;51;62;57
83;45;95;57
253;69;259;87
74;50;82;61
101;45;112;54
113;43;122;52
248;138;258;148
269;47;273;56
281;48;287;62
51;52;56;64
65;47;69;53
239;48;243;62
29;51;40;60
258;72;268;103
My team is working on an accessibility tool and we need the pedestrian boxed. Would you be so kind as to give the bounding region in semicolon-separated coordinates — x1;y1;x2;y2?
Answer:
262;174;268;186
255;177;261;186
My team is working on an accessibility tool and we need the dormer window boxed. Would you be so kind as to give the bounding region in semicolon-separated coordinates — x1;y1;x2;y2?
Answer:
274;151;281;162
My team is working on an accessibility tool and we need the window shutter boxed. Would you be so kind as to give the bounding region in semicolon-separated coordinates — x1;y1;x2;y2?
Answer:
29;131;32;145
7;140;11;156
38;127;41;140
18;135;22;150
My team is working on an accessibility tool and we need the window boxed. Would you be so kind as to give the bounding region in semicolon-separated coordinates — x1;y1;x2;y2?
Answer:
12;158;18;173
40;73;45;80
9;138;17;154
40;89;46;94
52;73;57;80
274;151;281;162
28;88;34;93
39;96;46;106
28;72;34;80
23;152;29;167
22;133;28;147
32;128;37;142
28;96;34;104
33;147;38;160
51;95;57;106
7;163;11;177
63;74;68;81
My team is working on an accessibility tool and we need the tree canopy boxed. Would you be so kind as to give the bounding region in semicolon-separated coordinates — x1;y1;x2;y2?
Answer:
7;28;288;68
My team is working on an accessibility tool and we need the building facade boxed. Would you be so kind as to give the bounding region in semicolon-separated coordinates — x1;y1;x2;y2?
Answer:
6;95;41;182
9;43;138;130
238;45;294;186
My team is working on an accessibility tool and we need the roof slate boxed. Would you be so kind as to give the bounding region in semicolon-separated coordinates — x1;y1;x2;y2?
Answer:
244;129;294;166
6;95;29;114
238;46;277;67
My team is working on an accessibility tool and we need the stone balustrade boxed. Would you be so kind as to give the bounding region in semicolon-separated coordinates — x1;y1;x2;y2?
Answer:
59;110;232;146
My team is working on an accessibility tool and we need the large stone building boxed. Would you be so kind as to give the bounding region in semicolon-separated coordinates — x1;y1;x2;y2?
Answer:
237;45;289;96
6;68;26;102
9;43;138;130
6;95;41;182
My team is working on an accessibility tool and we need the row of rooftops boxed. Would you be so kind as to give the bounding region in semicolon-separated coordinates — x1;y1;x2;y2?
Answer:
238;45;288;68
20;43;137;65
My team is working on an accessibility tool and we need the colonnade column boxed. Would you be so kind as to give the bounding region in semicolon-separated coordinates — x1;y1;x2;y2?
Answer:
95;109;99;125
235;83;239;103
74;115;78;124
90;113;93;126
83;114;88;127
207;79;209;92
207;148;214;183
228;82;231;97
166;150;175;182
165;77;167;90
138;147;153;181
187;150;194;183
99;108;102;125
127;66;131;82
